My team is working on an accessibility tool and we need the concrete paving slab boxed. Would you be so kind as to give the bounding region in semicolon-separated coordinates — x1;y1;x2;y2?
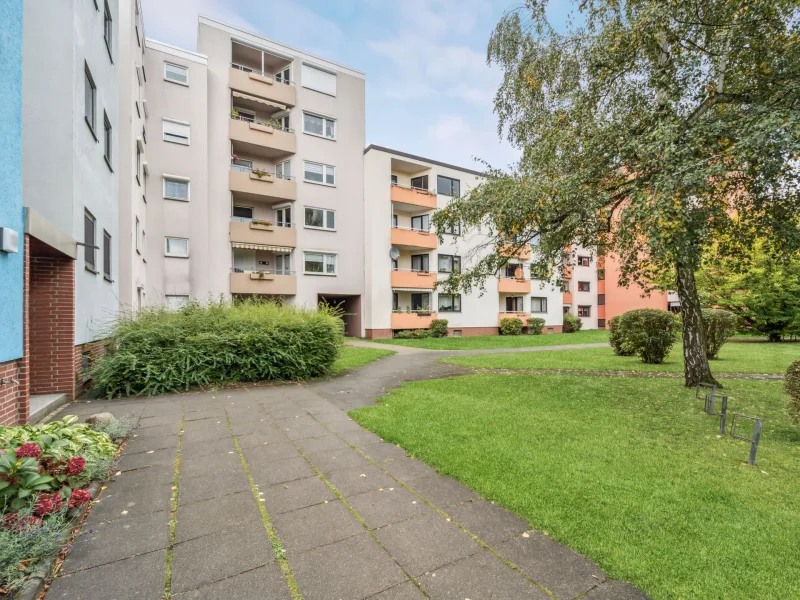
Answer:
406;475;479;508
175;491;260;542
179;435;236;458
581;579;651;599
283;422;331;441
174;563;291;600
273;500;363;554
117;446;176;472
306;447;373;474
348;486;431;530
368;581;427;600
447;499;530;545
180;450;242;479
338;429;384;447
178;470;251;505
326;464;396;498
293;433;350;455
248;455;314;486
262;475;335;515
381;456;439;483
362;442;409;462
89;473;172;522
235;428;291;449
122;433;178;455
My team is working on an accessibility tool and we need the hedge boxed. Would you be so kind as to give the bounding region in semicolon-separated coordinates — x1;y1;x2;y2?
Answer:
500;318;524;335
786;361;800;425
429;319;449;338
92;299;344;397
527;317;546;335
617;308;680;364
702;308;737;359
608;315;635;356
563;313;582;333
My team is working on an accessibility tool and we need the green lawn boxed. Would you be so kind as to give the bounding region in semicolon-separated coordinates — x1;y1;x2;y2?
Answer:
370;329;609;350
351;374;800;600
330;346;395;375
445;340;796;374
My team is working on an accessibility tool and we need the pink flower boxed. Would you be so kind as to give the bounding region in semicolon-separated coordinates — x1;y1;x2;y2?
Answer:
16;443;42;459
68;489;92;509
34;492;63;517
66;457;86;476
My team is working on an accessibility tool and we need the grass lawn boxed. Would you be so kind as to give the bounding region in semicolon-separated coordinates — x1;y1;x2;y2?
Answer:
445;340;797;374
351;374;800;600
330;346;395;375
370;329;609;350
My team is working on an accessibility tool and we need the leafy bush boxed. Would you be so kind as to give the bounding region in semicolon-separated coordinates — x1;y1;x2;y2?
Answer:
702;308;738;359
786;361;800;425
608;315;635;356
618;309;680;364
394;329;431;339
500;318;524;335
92;299;344;397
563;313;583;333
90;418;134;442
527;317;546;335
429;319;449;338
0;416;117;461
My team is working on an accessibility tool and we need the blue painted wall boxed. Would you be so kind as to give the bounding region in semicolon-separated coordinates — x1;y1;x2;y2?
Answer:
0;0;24;363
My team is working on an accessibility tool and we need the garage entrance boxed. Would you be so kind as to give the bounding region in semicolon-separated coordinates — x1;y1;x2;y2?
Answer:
317;294;362;337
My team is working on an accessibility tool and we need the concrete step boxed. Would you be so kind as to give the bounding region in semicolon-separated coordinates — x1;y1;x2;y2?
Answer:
30;393;68;424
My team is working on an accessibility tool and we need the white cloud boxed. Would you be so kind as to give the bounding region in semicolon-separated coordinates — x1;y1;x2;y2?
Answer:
428;114;519;170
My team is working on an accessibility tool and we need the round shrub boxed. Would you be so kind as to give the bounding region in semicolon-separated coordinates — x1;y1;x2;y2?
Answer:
786;360;800;425
608;315;635;356
500;318;523;335
527;317;545;335
563;313;582;333
429;319;449;338
617;309;680;364
702;308;737;359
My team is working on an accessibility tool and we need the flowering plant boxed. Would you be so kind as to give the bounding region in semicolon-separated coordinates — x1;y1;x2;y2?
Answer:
16;443;42;459
33;492;63;517
68;489;91;509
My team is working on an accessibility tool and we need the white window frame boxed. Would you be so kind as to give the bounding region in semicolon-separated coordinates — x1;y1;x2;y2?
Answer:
162;118;190;145
303;161;335;187
303;251;337;276
275;204;292;228
303;206;336;231
164;236;189;258
275;160;291;179
531;297;548;313
302;111;336;140
164;62;189;86
163;175;190;201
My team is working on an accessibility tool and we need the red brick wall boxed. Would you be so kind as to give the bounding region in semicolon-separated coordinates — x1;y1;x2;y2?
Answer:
74;340;106;396
0;360;22;426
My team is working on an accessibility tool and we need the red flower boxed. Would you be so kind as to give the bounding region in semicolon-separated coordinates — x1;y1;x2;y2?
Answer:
34;492;63;517
66;457;86;476
2;512;42;531
68;489;92;509
16;443;42;459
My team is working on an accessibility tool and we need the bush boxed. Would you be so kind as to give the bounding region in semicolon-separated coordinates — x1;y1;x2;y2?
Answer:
526;317;545;335
394;329;431;339
563;313;583;333
702;308;738;359
786;361;800;425
429;319;449;338
617;309;680;364
500;318;524;336
92;299;344;397
608;315;635;356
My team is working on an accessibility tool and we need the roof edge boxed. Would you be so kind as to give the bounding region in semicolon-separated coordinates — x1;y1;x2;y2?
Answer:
145;39;208;65
364;144;486;177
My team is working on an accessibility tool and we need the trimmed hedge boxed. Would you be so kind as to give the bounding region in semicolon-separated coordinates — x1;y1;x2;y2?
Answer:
563;313;583;333
500;318;524;335
527;317;546;335
702;308;737;359
395;329;430;339
93;300;344;397
787;361;800;425
608;315;635;356
430;319;449;338
617;308;680;364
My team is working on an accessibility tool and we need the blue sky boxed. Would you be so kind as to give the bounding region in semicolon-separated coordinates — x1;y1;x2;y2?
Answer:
141;0;575;171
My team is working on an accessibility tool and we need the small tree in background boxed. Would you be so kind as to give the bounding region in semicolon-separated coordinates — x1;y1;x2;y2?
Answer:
563;314;582;333
527;317;546;335
618;309;680;364
786;361;800;425
702;309;738;359
609;315;635;356
429;319;449;338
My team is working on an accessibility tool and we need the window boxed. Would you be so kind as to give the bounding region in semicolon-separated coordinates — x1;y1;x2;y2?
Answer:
235;108;255;123
411;293;430;311
84;64;96;133
135;217;140;252
598;294;605;306
304;207;336;231
232;205;253;219
275;160;291;179
164;62;188;85
163;119;190;145
391;257;398;270
165;237;189;257
578;305;591;317
391;175;398;185
304;252;336;275
103;112;112;168
163;177;189;201
301;63;336;96
103;1;112;61
410;215;429;231
504;263;522;278
276;206;292;228
410;175;428;191
84;210;96;270
232;156;253;169
103;230;111;279
411;254;429;272
505;296;523;312
438;294;461;312
438;254;461;274
578;281;591;292
303;112;335;139
166;296;189;310
598;319;606;328
392;214;398;227
142;125;147;144
303;161;335;185
275;67;291;84
577;256;590;267
531;297;548;313
437;175;460;197
440;221;461;236
392;293;399;312
275;253;292;274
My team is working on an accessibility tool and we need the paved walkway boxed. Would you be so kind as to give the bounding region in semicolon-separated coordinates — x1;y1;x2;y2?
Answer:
44;347;648;600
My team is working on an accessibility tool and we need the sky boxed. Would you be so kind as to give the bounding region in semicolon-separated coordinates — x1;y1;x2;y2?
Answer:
141;0;575;172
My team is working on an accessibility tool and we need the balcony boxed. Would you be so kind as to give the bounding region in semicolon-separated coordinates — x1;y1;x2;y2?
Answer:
230;166;296;203
230;269;297;296
390;184;437;211
230;219;296;247
498;277;532;294
230;115;296;158
229;66;296;107
499;312;531;325
500;243;532;261
390;227;437;250
391;270;437;290
563;292;573;304
391;311;438;330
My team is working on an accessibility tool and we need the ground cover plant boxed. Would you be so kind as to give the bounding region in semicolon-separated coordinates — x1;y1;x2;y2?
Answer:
93;299;344;397
444;341;796;375
329;347;395;376
373;329;609;350
351;374;800;599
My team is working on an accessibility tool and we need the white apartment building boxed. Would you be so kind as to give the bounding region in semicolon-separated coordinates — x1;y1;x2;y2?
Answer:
363;146;563;338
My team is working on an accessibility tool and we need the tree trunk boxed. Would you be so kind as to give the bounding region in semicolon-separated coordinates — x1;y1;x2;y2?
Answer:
675;261;717;387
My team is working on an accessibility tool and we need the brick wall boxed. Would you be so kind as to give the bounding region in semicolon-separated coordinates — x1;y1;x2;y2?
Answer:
0;359;22;425
74;340;106;396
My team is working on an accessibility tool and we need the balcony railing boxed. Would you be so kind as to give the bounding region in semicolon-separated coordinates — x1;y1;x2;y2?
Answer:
231;63;295;85
231;268;296;275
231;113;294;134
231;215;294;226
230;163;295;180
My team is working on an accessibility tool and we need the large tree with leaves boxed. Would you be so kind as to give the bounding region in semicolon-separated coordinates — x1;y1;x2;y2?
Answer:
434;0;800;386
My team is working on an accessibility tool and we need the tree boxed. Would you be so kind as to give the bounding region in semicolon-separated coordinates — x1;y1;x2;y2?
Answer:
434;0;800;386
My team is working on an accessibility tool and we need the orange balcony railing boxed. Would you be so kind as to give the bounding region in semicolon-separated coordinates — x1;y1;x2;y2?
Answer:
391;270;437;289
391;312;438;329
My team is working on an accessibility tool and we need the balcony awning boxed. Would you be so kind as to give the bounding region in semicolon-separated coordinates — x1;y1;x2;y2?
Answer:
232;242;293;253
392;287;433;293
232;91;286;111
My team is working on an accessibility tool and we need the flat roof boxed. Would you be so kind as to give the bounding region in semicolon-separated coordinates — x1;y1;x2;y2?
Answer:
145;39;208;65
364;144;485;177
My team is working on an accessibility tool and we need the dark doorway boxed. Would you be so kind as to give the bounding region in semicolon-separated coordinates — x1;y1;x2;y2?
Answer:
317;295;362;337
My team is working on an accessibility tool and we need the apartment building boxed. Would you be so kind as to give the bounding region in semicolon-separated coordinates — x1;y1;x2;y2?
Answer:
363;146;564;338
